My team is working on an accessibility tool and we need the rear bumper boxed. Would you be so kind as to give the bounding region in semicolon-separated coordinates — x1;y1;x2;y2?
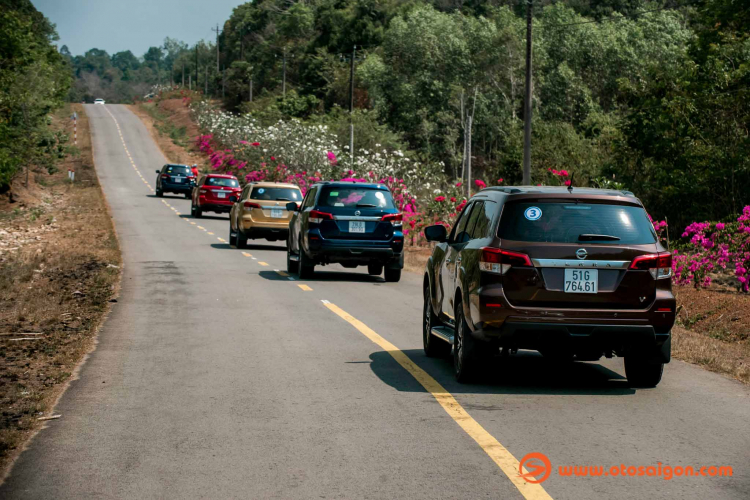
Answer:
466;283;675;361
305;231;403;266
162;183;193;193
198;202;232;213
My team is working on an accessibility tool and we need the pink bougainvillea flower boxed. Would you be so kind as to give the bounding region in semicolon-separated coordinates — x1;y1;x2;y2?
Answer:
455;182;462;187
564;180;572;186
252;142;260;147
450;197;456;203
434;196;446;202
327;151;338;165
497;178;504;184
270;156;276;161
474;179;486;189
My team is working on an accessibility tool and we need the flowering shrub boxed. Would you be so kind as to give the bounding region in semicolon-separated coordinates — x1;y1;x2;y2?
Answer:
671;206;750;292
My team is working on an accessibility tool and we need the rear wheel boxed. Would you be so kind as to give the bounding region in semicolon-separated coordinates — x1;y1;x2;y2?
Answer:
286;241;299;274
236;231;248;249
624;355;664;388
156;188;163;197
298;240;314;279
229;224;237;246
184;192;190;199
368;263;383;276
384;268;401;283
423;284;451;358
454;306;479;383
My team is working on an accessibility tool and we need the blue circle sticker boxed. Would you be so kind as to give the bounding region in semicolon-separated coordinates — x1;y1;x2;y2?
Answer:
524;206;542;221
257;188;265;194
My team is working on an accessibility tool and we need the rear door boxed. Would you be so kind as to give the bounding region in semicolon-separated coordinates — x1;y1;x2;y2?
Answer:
315;186;397;241
498;200;661;310
439;202;476;322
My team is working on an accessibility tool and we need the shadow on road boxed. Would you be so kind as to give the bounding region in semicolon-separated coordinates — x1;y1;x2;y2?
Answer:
368;349;635;396
303;270;385;284
210;243;234;250
182;214;228;221
258;270;295;281
147;194;190;200
240;243;287;252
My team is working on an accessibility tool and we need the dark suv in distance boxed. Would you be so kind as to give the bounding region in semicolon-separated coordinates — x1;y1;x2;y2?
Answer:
155;164;195;197
422;186;675;387
286;182;404;282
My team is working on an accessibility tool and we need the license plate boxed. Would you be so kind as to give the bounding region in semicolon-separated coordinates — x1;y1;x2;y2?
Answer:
564;269;598;293
271;208;284;218
174;176;183;183
349;221;366;233
216;192;226;198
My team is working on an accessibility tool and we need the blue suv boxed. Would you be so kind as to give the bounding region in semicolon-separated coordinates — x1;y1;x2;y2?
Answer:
286;182;404;282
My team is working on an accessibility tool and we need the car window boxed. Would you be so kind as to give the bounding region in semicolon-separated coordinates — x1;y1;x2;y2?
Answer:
241;186;251;199
463;201;484;241
451;202;475;244
470;200;496;239
250;187;300;201
317;187;395;208
205;177;239;187
302;187;317;209
498;202;657;244
165;165;191;175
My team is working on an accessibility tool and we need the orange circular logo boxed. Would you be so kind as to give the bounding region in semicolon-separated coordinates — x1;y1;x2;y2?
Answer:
519;452;552;484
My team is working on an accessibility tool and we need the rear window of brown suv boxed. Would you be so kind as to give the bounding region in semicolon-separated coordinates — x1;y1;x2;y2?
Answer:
498;201;657;244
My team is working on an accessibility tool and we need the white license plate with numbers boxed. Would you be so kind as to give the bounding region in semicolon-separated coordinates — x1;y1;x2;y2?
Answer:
349;221;366;233
564;269;598;293
174;176;183;182
216;191;226;198
271;208;284;218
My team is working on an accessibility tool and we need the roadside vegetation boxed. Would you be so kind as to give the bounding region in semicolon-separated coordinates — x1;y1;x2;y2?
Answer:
0;1;121;475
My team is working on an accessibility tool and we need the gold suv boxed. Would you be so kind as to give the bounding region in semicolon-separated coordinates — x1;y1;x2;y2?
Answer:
228;182;302;248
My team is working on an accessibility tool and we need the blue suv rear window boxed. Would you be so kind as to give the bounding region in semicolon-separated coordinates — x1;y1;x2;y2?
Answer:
318;187;394;209
498;202;657;244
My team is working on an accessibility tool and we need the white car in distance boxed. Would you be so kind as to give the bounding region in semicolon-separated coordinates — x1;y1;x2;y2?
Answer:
94;98;105;105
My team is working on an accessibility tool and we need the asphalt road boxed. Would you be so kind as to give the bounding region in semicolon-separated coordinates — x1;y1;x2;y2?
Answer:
2;104;748;499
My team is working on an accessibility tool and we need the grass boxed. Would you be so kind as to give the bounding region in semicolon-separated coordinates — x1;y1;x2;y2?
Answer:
143;102;189;148
0;104;121;476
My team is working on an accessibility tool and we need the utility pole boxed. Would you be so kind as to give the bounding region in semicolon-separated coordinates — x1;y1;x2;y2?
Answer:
466;114;472;199
189;74;192;90
346;45;358;160
212;24;221;72
250;78;253;102
522;0;533;185
205;66;208;95
182;65;185;87
195;43;199;92
282;48;287;98
222;65;225;99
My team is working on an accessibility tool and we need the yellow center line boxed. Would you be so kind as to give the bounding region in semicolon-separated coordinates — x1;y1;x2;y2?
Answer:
321;301;553;500
197;226;205;230
190;222;196;225
257;261;269;266
217;237;226;242
241;252;252;257
298;284;312;291
207;232;214;235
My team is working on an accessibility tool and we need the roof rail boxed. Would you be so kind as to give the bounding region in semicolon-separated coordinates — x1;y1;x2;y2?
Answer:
483;186;524;194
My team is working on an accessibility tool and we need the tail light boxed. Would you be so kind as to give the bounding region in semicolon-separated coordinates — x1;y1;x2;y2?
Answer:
243;201;260;209
161;174;169;179
199;189;208;195
630;252;672;279
309;210;333;224
479;247;532;275
382;213;403;227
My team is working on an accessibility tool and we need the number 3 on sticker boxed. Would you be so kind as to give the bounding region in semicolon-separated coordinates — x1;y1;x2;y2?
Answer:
524;206;542;221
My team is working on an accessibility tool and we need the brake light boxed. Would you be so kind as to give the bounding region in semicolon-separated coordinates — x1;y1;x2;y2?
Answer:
382;213;403;227
161;174;169;179
243;201;260;209
199;189;207;195
630;252;672;279
309;210;333;224
479;247;532;275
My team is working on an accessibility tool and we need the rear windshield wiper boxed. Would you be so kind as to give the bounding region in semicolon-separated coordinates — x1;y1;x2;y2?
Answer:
578;234;621;241
275;198;291;201
356;203;378;208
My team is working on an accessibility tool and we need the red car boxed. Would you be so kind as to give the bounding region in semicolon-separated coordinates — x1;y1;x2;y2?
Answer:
191;174;241;218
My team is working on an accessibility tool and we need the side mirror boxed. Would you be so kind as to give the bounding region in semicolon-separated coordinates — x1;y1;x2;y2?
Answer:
155;170;160;174
229;196;238;203
286;202;298;212
424;224;448;243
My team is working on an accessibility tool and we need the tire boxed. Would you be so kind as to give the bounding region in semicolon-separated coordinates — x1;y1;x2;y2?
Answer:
194;204;202;218
185;192;190;198
423;284;451;358
298;239;314;279
236;231;248;249
229;224;237;246
368;263;383;276
287;244;299;274
454;305;479;383
384;268;401;282
624;356;664;388
156;188;163;197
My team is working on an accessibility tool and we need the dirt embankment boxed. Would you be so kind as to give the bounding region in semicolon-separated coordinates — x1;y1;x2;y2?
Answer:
128;98;200;167
0;104;121;477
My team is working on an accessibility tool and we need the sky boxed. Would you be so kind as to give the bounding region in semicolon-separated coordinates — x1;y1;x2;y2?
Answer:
33;0;244;57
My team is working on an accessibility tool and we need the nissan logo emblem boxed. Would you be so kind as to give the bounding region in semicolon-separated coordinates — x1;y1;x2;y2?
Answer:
576;248;588;260
354;210;361;216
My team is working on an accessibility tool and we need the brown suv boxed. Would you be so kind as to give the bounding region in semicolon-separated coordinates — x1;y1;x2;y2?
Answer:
423;186;675;387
